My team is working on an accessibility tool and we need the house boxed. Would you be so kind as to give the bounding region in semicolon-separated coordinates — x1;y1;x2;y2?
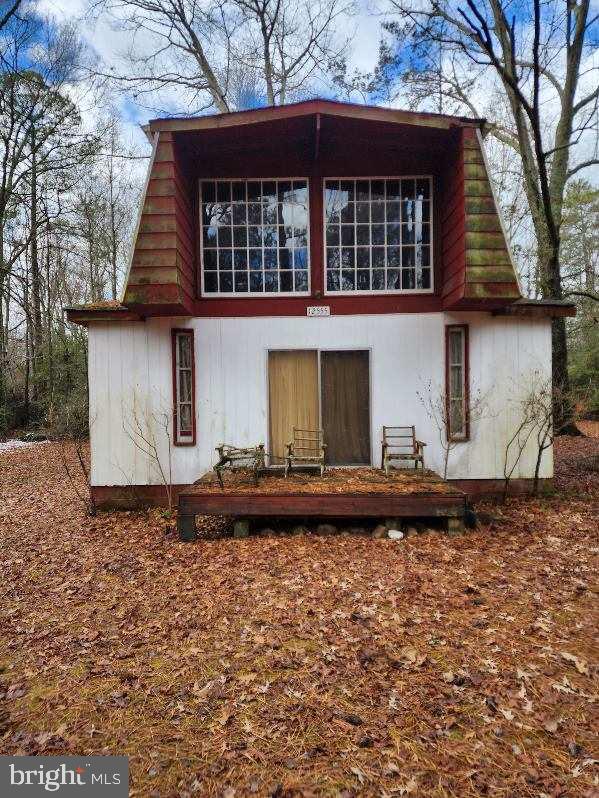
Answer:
66;99;575;508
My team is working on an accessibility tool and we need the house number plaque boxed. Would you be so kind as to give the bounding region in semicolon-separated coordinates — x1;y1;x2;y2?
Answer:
307;306;331;317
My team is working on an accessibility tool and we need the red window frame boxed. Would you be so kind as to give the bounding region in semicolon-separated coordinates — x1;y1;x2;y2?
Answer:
171;328;196;446
445;324;469;441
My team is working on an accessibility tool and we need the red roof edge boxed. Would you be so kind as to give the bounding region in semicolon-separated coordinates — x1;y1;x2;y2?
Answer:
147;98;486;133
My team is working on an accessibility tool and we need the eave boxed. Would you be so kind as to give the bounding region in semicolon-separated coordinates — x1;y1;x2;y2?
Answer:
491;298;576;318
147;98;485;134
64;304;144;326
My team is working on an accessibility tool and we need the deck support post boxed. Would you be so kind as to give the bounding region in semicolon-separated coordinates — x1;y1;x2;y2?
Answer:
233;519;250;538
447;517;465;536
178;513;197;541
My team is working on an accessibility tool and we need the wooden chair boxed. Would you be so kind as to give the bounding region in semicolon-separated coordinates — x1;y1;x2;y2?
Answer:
285;428;326;477
214;443;266;488
381;426;426;474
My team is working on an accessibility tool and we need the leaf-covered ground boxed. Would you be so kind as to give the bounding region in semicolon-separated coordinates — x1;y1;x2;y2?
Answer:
0;435;597;797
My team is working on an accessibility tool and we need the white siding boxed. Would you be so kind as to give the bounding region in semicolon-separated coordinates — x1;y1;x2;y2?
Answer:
88;313;553;486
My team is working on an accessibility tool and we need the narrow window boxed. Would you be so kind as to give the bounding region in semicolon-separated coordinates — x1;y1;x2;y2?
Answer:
172;329;195;445
446;325;469;440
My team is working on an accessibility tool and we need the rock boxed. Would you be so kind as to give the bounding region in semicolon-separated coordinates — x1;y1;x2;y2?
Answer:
404;526;418;537
372;524;388;539
316;523;337;536
347;526;367;536
476;510;505;526
233;520;250;538
258;527;277;537
568;741;582;757
384;517;400;530
291;525;310;536
387;529;404;540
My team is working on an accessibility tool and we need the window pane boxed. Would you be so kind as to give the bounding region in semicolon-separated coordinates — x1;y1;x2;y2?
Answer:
202;181;215;202
449;330;463;365
250;271;263;292
216;181;230;202
341;225;355;246
234;271;248;292
326;225;340;246
327;270;340;291
204;272;217;292
341;270;355;290
231;181;246;202
200;179;309;294
178;335;191;368
232;204;247;225
450;399;464;436
265;271;278;292
179;403;192;434
294;248;308;269
204;250;217;270
450;364;463;398
179;368;192;403
280;271;293;291
219;272;233;292
294;271;308;291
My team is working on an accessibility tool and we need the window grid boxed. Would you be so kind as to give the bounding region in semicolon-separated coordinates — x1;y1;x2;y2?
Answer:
323;177;433;294
200;179;310;296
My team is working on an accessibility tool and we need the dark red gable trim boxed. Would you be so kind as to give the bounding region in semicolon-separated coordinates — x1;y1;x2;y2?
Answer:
445;324;470;442
171;328;197;447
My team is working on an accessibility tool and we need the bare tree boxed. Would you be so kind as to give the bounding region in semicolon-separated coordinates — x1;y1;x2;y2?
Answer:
96;0;352;112
377;0;598;429
122;394;174;514
417;379;489;479
502;386;538;502
0;0;21;33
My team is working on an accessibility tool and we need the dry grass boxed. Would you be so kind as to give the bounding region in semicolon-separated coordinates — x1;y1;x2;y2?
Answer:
0;437;598;797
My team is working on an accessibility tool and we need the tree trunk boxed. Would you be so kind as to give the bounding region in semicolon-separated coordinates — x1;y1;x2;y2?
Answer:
29;130;44;401
541;243;580;435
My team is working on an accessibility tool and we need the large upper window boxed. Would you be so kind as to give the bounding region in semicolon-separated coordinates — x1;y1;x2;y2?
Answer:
200;179;309;295
324;178;433;293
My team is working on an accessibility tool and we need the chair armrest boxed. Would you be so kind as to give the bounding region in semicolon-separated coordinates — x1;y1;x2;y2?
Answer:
415;440;427;448
286;441;294;456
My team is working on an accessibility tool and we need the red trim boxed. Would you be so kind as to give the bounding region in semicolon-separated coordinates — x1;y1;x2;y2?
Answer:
148;98;484;132
189;295;443;316
171;328;196;446
90;477;553;509
445;324;470;442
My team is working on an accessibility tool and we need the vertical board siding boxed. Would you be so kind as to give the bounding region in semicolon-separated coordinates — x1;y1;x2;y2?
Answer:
89;314;553;486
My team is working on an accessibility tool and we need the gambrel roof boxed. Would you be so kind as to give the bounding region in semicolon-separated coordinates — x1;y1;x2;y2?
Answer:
66;100;575;323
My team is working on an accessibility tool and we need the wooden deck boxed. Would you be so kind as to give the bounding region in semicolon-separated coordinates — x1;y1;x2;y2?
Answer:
177;467;466;540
